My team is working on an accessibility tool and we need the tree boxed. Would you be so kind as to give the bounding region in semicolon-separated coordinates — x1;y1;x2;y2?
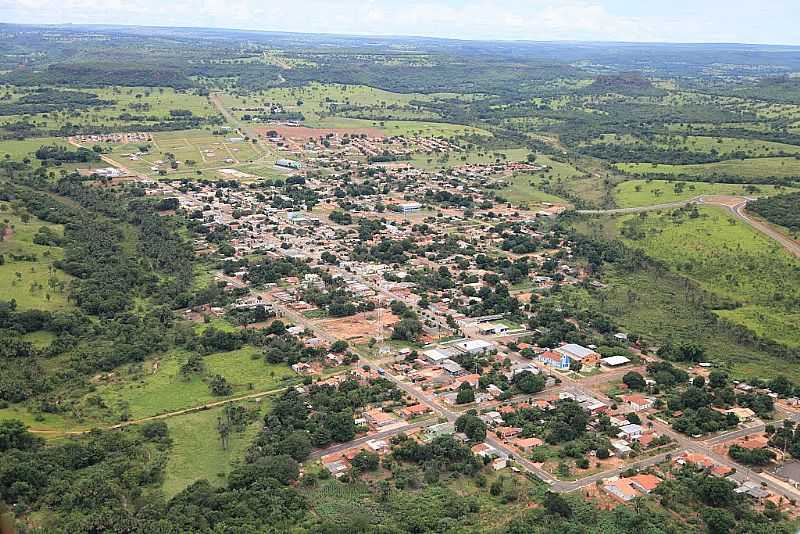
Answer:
330;340;348;353
569;359;583;373
543;491;572;518
0;420;42;452
513;371;545;394
702;507;735;534
623;371;646;391
456;413;486;442
351;450;379;472
709;370;728;389
456;383;475;404
392;318;423;341
209;374;233;396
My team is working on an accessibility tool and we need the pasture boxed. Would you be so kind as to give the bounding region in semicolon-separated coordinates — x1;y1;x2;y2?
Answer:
617;206;800;348
161;400;266;497
97;346;297;420
615;157;800;180
613;179;795;208
0;202;72;311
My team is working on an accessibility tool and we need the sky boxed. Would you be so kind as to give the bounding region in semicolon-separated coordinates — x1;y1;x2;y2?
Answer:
0;0;798;45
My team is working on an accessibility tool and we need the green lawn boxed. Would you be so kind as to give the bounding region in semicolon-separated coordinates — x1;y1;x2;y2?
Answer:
161;401;266;497
615;157;800;181
0;202;73;311
613;180;795;208
98;346;297;420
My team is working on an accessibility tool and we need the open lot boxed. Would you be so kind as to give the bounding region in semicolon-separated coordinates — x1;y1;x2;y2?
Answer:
109;128;266;180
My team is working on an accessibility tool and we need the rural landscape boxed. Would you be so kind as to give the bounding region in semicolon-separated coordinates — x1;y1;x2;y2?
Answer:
0;14;800;534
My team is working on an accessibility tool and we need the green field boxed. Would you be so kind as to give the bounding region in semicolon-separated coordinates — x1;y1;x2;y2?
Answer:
411;147;529;171
617;206;800;348
97;346;297;420
161;401;266;497
615;157;800;180
0;86;218;133
220;83;491;138
0;202;73;311
494;172;571;206
613;180;795;207
590;133;800;158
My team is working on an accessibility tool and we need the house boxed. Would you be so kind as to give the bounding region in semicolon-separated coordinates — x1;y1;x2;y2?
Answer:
480;411;505;426
366;439;390;454
675;452;733;477
618;423;644;441
472;442;498;458
735;481;770;501
291;362;313;374
514;437;544;452
477;323;510;335
486;384;504;398
440;359;466;376
628;473;662;494
423;348;454;363
622;394;655;412
456;339;495;355
322;458;350;478
450;373;481;390
424;422;455;441
492;457;508;471
538;350;570;370
611;439;633;458
399;201;422;213
496;426;523;439
364;408;396;429
603;478;639;502
276;158;302;169
400;404;431;419
555;343;601;367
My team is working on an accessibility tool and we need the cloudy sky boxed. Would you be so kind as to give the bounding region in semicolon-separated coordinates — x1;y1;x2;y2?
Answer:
1;0;798;45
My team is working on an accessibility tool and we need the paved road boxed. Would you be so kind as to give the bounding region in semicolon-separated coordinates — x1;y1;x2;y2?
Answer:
308;420;430;460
